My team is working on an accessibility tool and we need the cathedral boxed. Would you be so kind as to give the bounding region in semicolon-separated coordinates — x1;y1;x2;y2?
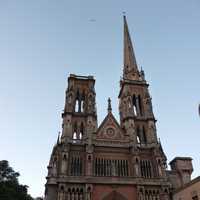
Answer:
44;16;194;200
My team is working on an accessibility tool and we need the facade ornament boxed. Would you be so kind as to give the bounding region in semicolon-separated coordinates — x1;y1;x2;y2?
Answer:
107;98;112;113
58;188;65;200
61;153;68;174
52;158;57;176
146;97;153;116
134;158;139;176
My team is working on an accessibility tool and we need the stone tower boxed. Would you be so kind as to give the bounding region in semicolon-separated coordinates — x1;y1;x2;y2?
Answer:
44;16;193;200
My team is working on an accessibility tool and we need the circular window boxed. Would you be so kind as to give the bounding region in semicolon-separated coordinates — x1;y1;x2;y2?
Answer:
106;128;115;137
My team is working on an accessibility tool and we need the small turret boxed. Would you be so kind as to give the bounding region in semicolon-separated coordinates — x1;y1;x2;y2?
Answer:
170;157;193;188
107;98;112;113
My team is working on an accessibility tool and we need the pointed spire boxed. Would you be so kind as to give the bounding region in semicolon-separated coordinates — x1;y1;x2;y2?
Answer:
123;15;139;80
107;98;112;113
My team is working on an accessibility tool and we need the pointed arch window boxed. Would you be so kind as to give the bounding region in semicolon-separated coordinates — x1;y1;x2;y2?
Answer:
138;95;143;116
79;123;84;140
80;92;85;113
73;132;77;140
142;126;147;143
75;90;80;112
75;99;79;112
133;95;137;116
137;136;141;144
73;123;78;142
136;126;141;144
80;100;84;112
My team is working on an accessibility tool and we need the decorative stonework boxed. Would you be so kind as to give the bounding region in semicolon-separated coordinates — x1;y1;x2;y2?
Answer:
96;113;125;141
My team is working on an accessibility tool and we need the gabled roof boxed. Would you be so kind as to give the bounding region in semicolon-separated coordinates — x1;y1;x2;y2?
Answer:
96;112;126;141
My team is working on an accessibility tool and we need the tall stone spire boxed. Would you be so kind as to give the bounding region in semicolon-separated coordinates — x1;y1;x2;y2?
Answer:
123;15;139;80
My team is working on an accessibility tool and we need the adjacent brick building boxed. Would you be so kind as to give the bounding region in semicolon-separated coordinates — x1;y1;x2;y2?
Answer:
173;176;200;200
44;16;195;200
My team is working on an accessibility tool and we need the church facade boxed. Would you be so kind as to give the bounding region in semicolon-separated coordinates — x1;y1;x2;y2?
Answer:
44;16;193;200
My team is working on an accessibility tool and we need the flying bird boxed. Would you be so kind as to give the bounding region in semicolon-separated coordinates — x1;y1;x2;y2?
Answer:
199;104;200;117
89;19;96;22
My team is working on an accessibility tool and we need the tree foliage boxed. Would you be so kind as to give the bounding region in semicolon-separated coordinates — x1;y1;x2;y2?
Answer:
0;160;33;200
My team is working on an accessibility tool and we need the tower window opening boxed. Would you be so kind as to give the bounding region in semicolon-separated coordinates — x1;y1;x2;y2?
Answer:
80;100;84;112
137;126;141;144
137;136;141;144
143;126;147;143
75;99;79;112
73;132;77;140
138;95;143;115
128;97;132;108
133;106;137;115
73;123;78;142
79;123;84;140
80;93;85;112
133;95;138;116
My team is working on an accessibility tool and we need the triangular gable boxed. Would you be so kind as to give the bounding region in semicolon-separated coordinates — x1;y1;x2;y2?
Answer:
96;113;125;141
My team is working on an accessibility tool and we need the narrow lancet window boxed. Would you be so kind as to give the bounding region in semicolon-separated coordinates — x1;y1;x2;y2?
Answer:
75;99;79;112
138;95;143;115
133;95;137;116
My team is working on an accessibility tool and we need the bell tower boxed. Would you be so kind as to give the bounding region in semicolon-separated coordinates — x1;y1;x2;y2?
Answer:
45;74;97;200
61;74;97;144
118;16;170;199
119;16;157;146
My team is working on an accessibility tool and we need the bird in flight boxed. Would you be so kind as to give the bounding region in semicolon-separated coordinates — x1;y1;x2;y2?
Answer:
199;104;200;117
89;19;96;22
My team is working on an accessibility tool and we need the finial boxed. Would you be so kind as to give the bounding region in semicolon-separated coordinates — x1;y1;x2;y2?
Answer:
57;131;61;144
107;98;112;113
140;66;145;80
123;11;126;16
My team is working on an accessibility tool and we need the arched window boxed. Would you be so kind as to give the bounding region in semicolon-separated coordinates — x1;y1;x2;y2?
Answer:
73;132;77;140
133;95;137;116
137;126;141;144
142;126;147;143
137;136;141;144
75;99;79;112
128;97;132;108
80;92;85;112
80;100;84;112
79;123;84;140
73;123;77;142
75;90;80;112
138;95;143;115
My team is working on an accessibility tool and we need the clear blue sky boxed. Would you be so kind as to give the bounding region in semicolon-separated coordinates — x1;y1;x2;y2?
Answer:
0;0;199;198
